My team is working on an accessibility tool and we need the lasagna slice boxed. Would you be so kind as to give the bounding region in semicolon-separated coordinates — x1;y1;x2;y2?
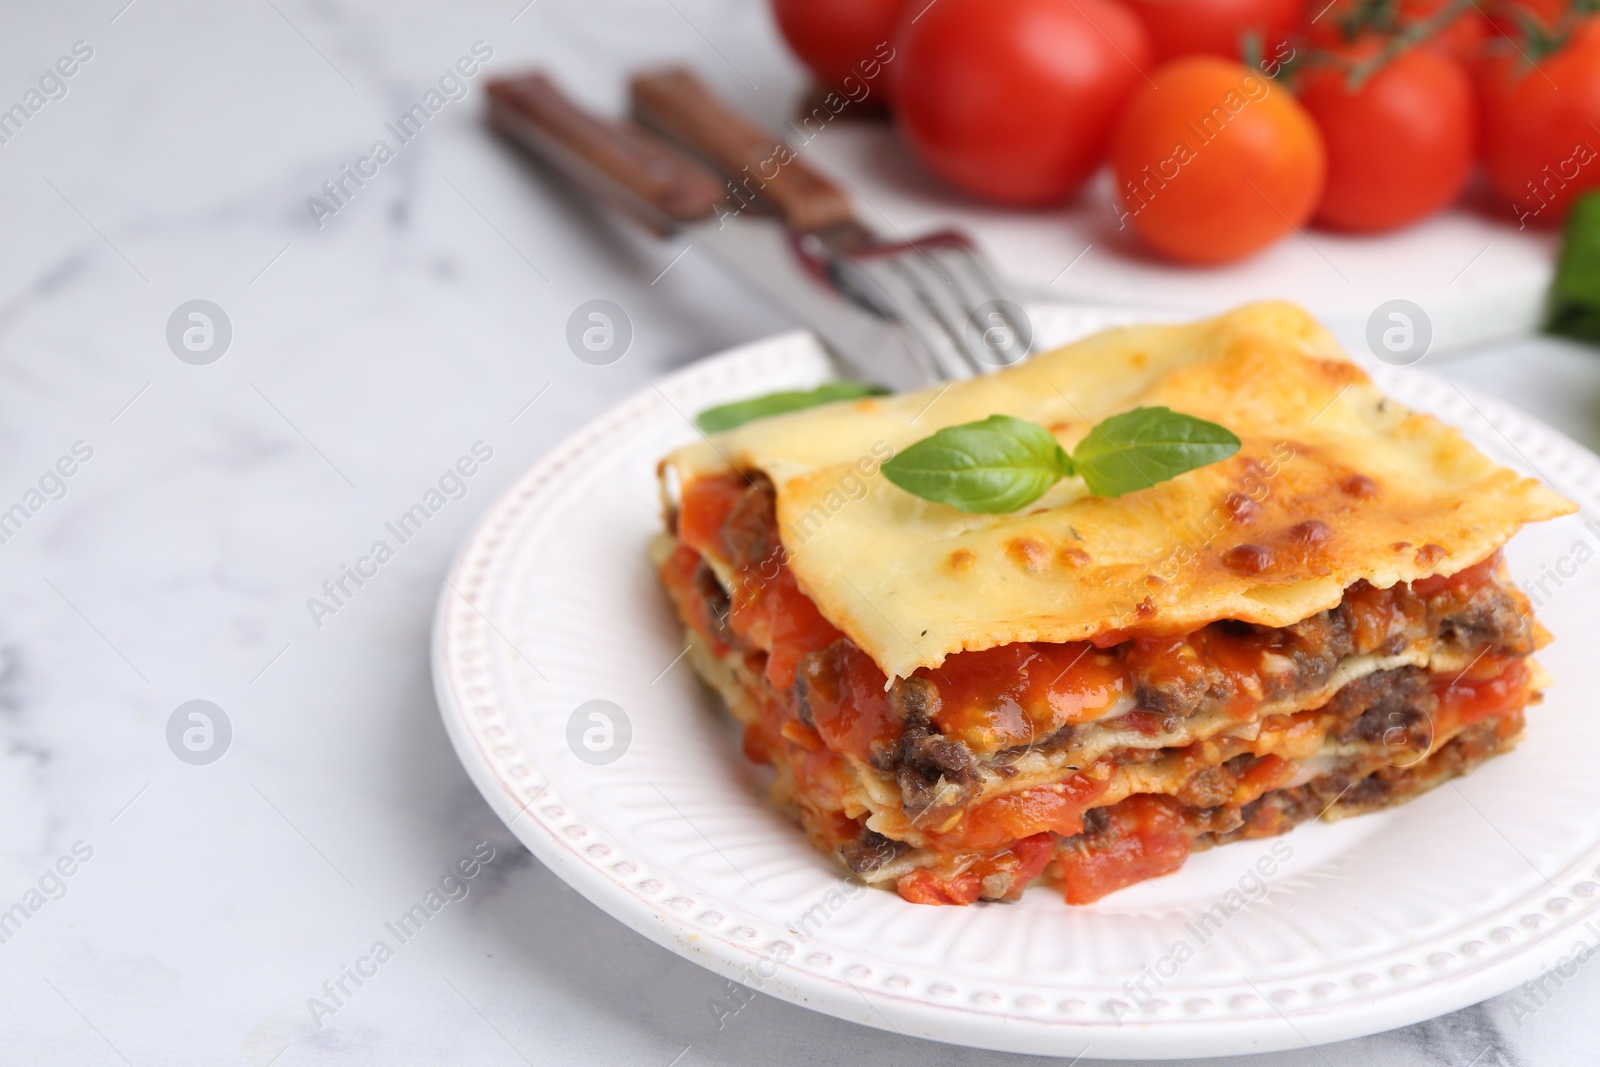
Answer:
653;303;1575;905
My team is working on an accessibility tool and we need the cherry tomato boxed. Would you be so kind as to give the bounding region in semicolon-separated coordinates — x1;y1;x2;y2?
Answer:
893;0;1152;205
1297;45;1475;232
1488;0;1569;36
1123;0;1306;62
1109;57;1326;264
1308;0;1489;64
1480;17;1600;226
770;0;907;96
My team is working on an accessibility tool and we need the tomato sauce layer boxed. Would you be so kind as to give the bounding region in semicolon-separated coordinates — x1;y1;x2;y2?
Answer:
664;472;1535;905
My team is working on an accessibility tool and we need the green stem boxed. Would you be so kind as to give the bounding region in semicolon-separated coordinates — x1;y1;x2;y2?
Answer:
1344;0;1474;90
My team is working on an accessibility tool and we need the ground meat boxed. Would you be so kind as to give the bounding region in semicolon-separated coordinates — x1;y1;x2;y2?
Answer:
1331;666;1430;749
1278;606;1355;690
1187;804;1246;837
888;677;941;725
1175;753;1264;809
1176;764;1235;808
1081;806;1111;837
1200;713;1520;847
1105;575;1521;739
896;720;979;819
692;561;732;645
719;475;778;572
839;829;904;873
882;677;980;815
1435;587;1534;656
1336;712;1517;814
1215;780;1333;841
1133;669;1218;722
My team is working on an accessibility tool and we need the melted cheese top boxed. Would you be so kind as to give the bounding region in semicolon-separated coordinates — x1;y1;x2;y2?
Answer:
661;303;1574;679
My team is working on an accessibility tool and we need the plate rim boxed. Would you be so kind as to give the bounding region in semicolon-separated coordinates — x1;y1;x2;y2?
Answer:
432;320;1600;1059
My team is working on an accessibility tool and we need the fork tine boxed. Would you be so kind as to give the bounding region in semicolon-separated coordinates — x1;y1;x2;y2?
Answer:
887;253;991;377
836;256;977;381
824;231;1032;384
927;245;1014;368
937;243;1033;370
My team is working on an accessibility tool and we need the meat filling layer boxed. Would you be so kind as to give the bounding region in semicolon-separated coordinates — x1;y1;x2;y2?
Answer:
660;471;1542;905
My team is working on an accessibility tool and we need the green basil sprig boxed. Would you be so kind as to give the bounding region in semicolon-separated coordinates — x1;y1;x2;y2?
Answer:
696;382;888;434
882;407;1240;513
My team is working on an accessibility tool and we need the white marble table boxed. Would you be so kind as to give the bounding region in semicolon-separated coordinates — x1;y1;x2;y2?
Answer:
2;2;1597;1064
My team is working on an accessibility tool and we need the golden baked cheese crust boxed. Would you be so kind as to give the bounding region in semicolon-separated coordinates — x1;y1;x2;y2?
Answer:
661;302;1575;679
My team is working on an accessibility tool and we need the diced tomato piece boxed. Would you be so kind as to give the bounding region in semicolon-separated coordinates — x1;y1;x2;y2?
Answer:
1231;754;1291;807
678;473;747;559
923;644;1037;750
1057;795;1191;905
1008;832;1057;888
933;773;1109;852
896;868;984;906
763;573;844;690
1410;551;1499;597
1432;656;1528;730
740;722;773;765
657;544;727;653
795;641;898;760
896;833;1057;906
1120;708;1170;736
929;642;1127;751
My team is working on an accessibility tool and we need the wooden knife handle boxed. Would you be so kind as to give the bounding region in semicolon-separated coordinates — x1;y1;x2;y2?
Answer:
486;72;728;235
630;67;856;234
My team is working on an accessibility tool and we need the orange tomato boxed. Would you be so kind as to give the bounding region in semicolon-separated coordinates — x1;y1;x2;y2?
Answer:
1109;57;1326;264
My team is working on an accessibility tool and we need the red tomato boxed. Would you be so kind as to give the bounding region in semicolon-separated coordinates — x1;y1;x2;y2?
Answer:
893;0;1152;205
1480;17;1600;226
1123;0;1306;62
771;0;907;96
1298;46;1476;232
1426;5;1491;64
1488;0;1568;36
1308;0;1490;63
1109;56;1326;264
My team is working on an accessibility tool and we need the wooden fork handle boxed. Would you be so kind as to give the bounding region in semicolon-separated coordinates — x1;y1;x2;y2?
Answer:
486;72;728;235
630;67;856;234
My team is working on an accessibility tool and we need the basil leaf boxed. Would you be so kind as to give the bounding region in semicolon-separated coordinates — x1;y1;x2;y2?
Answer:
881;414;1074;514
1072;406;1241;498
1548;190;1600;343
696;382;888;434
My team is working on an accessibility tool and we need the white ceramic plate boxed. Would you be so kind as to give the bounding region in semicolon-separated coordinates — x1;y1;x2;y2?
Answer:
433;306;1600;1059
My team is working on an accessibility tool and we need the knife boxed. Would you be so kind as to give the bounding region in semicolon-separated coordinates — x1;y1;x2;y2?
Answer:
485;72;942;392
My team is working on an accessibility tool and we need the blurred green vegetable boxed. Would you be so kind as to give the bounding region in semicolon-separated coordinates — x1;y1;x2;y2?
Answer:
1548;191;1600;343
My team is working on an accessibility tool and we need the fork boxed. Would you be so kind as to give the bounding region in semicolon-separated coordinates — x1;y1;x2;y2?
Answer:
630;67;1033;384
486;69;1032;391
